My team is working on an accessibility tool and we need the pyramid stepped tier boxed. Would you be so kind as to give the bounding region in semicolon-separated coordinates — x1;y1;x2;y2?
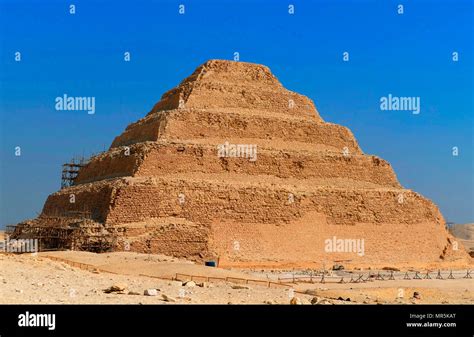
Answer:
13;59;470;268
43;176;436;227
148;60;320;120
110;108;360;153
74;141;400;188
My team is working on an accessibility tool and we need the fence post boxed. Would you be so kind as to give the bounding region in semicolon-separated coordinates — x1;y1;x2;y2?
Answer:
436;270;443;279
388;271;395;280
447;270;455;279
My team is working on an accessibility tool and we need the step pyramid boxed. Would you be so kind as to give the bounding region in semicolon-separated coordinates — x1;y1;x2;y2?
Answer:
15;60;469;268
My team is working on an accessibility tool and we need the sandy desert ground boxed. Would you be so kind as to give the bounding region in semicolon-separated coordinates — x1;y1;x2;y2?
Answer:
0;248;472;305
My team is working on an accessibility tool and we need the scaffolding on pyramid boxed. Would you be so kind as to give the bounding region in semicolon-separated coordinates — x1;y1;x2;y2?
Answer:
60;156;88;189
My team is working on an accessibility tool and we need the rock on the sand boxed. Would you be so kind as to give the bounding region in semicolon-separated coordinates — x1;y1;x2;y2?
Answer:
182;281;196;287
103;284;127;293
290;297;303;305
311;297;320;305
144;289;158;296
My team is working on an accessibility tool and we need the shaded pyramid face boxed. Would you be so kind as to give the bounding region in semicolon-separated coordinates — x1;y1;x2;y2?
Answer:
26;60;468;267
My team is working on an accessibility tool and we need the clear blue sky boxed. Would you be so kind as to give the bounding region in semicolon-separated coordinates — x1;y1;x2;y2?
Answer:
0;0;473;228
